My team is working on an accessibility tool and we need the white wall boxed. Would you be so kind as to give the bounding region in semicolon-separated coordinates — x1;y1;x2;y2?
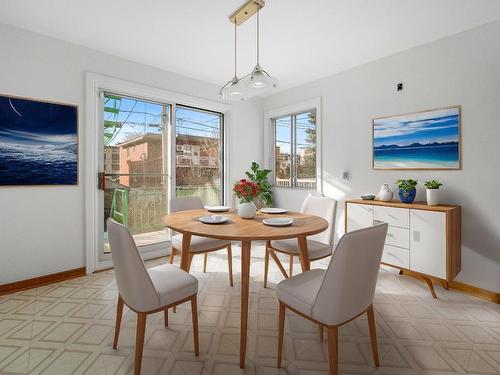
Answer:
263;20;500;292
0;23;261;284
226;97;264;206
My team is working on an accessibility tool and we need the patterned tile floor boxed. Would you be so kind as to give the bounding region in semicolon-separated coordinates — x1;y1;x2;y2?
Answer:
1;245;500;374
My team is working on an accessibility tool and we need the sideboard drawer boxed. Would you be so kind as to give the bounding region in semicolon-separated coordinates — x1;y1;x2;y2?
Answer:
373;206;409;228
382;244;409;269
385;225;410;249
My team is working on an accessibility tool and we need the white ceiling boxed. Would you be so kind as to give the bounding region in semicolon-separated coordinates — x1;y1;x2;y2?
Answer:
1;0;500;91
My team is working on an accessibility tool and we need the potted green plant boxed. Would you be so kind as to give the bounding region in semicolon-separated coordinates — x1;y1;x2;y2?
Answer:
245;162;272;208
424;180;443;206
396;179;418;203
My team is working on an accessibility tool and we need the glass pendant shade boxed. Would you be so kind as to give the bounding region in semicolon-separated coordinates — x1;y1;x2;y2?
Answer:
247;65;278;89
220;76;245;101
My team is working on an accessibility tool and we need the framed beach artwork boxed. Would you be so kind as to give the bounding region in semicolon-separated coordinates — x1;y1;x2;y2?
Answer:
0;94;78;186
372;106;461;170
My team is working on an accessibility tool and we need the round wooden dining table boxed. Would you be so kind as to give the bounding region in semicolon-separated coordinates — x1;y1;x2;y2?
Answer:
164;209;329;368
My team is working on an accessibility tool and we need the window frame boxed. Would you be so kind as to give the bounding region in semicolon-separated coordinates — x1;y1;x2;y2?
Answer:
264;98;322;192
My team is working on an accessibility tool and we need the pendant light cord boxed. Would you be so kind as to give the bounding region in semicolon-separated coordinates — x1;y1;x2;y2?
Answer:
234;19;237;77
256;10;260;66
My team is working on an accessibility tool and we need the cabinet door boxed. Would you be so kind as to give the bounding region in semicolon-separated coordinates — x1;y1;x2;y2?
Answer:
410;210;446;279
346;203;373;232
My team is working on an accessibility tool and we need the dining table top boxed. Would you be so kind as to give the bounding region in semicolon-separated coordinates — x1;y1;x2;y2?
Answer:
164;209;329;241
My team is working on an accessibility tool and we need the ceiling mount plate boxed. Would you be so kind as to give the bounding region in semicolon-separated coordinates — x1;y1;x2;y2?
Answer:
229;0;265;25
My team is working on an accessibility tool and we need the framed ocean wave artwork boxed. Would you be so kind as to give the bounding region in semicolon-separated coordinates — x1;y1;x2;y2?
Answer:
372;106;461;170
0;94;78;186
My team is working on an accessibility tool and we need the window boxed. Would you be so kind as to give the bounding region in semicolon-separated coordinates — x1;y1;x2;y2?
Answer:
175;105;224;205
272;109;317;189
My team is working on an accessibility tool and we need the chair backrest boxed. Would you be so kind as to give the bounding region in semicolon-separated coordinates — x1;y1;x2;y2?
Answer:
300;194;337;245
311;223;388;325
170;196;204;213
107;219;160;312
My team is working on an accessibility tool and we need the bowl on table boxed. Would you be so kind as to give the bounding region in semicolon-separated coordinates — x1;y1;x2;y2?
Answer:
198;215;230;224
204;205;231;212
260;207;287;214
262;217;294;227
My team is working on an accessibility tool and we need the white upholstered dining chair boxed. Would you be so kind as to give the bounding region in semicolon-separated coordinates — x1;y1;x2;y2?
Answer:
169;196;234;286
264;194;337;287
276;223;388;375
107;219;199;375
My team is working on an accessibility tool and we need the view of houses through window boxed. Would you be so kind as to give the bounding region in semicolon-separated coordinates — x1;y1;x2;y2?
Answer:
175;106;223;205
102;93;223;253
273;109;317;189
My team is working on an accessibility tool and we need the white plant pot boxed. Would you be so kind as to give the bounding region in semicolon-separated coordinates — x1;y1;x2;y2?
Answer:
238;201;256;219
426;189;439;206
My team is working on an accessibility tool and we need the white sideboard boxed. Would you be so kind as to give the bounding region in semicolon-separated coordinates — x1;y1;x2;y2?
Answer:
345;199;461;297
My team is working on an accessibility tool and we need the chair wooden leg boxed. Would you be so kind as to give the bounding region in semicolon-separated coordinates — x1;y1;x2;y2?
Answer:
164;308;168;327
134;313;147;375
327;326;338;375
269;249;289;280
319;325;323;342
367;304;380;367
191;295;200;356
203;253;208;273
169;247;176;264
113;295;124;349
227;244;234;287
289;255;294;277
264;244;270;288
277;301;286;368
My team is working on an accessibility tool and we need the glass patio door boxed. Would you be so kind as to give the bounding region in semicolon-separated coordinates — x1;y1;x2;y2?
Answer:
174;105;224;206
101;93;170;256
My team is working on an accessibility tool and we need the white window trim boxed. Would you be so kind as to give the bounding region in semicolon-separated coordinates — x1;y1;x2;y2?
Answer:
263;97;322;194
85;72;230;274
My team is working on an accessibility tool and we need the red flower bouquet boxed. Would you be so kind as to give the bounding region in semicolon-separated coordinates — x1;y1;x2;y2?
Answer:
233;179;260;203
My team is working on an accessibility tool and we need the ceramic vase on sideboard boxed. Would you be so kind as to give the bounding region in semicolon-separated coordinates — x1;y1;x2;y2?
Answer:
398;189;416;204
378;184;394;202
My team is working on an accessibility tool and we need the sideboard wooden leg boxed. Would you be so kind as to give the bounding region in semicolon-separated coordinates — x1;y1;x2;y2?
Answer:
423;276;437;298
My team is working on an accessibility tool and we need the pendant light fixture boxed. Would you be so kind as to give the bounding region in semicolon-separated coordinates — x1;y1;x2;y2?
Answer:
219;20;244;101
247;9;278;90
219;0;277;100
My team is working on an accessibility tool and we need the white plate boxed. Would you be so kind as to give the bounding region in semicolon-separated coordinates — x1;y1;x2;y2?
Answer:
260;207;288;214
205;205;231;212
262;217;294;227
198;215;230;224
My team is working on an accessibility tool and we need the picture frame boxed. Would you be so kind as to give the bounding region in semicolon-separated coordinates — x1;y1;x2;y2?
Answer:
0;94;79;186
372;106;461;170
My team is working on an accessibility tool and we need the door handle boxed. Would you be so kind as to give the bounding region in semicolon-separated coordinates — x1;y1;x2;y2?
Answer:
97;172;106;190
